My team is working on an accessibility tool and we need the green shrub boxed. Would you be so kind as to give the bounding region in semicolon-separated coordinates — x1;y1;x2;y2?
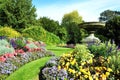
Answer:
0;39;14;55
26;43;38;49
0;46;14;55
72;44;94;62
0;27;22;38
46;32;61;44
0;39;9;46
22;26;61;44
15;38;26;49
108;53;120;78
88;41;117;57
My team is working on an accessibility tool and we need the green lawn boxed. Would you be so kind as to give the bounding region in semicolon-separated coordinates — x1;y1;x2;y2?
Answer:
6;45;73;80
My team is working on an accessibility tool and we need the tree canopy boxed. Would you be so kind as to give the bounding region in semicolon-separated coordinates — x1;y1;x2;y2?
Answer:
105;16;120;45
62;10;83;26
99;9;120;22
38;17;59;35
61;10;83;43
0;0;36;30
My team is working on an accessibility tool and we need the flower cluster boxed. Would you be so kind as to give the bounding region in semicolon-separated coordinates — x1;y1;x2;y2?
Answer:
40;44;120;80
0;37;55;79
41;57;67;80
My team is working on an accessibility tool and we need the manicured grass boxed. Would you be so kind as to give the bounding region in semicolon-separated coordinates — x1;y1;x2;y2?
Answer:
6;57;51;80
6;45;73;80
46;45;73;56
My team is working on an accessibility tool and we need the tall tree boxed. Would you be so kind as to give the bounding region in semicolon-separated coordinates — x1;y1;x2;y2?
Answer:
0;0;36;30
61;10;83;43
38;17;59;35
99;9;120;22
105;16;120;45
62;10;82;26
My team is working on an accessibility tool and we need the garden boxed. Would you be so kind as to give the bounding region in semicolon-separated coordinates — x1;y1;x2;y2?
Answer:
0;0;120;80
39;41;120;80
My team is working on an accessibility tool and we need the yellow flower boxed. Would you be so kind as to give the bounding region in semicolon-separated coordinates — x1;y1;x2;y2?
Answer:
105;72;110;77
66;62;70;69
80;69;88;74
84;75;88;78
71;59;76;65
79;66;82;69
62;62;65;65
68;68;76;74
88;58;93;64
95;77;98;80
100;74;106;80
89;76;93;80
81;62;86;66
107;68;112;72
58;65;61;70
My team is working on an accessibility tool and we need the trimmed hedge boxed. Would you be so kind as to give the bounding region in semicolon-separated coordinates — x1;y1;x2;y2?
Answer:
22;26;61;44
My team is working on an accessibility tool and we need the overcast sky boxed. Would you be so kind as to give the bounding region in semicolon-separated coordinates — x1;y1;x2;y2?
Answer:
32;0;120;23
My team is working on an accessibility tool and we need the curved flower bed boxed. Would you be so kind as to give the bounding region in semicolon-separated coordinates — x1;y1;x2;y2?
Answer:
0;38;54;79
40;42;120;80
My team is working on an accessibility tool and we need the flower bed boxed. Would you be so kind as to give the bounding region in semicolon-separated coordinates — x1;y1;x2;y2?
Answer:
40;41;120;80
0;37;54;79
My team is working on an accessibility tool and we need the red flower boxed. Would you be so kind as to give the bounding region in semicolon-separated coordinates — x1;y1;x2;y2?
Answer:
0;56;6;62
4;53;14;58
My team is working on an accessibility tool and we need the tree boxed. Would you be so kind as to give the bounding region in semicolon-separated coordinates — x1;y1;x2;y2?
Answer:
61;10;83;43
38;17;59;35
0;0;36;30
62;10;83;26
56;26;68;41
99;9;120;22
105;16;120;45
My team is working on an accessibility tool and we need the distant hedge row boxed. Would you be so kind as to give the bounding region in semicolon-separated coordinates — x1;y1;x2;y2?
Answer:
0;26;61;44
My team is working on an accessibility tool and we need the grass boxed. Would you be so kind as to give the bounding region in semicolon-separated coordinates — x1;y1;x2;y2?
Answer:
6;45;73;80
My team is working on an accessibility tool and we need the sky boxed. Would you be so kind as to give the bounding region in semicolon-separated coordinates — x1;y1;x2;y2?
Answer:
32;0;120;23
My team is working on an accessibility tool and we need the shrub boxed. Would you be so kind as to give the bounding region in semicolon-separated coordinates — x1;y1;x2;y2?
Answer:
46;32;61;44
88;40;118;57
0;39;14;55
0;39;9;46
26;42;38;49
14;38;26;49
0;27;21;38
108;53;120;79
0;46;14;55
72;44;94;62
22;26;61;44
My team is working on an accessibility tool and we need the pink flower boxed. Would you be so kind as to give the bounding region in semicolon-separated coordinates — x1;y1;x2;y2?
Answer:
0;56;6;62
4;53;14;58
13;52;17;56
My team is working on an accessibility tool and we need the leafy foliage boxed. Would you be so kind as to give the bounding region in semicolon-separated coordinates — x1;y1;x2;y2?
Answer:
0;46;14;55
105;16;120;45
41;44;115;80
0;39;9;46
0;27;21;38
62;10;83;25
22;26;61;44
38;17;59;35
0;0;36;30
108;54;120;79
0;39;14;55
99;9;120;22
88;41;117;57
72;44;94;62
61;10;83;43
14;38;26;49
